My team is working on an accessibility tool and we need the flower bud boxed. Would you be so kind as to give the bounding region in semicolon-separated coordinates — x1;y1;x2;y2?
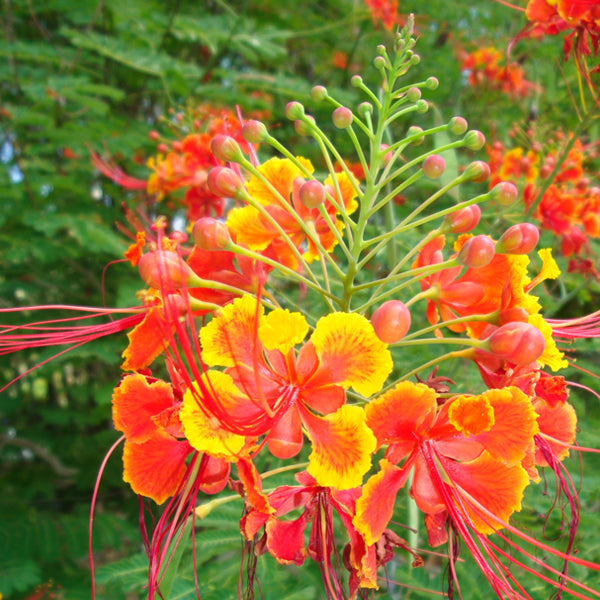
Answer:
357;102;373;117
149;130;160;141
192;217;231;251
380;143;393;164
294;115;315;135
162;293;188;322
490;181;518;206
415;99;429;113
407;125;424;145
486;321;545;365
285;101;305;120
138;250;196;289
426;76;439;90
311;85;328;102
410;54;421;65
495;223;539;255
299;180;326;208
443;204;481;234
373;55;387;70
448;116;468;135
242;120;268;143
422;154;446;179
351;75;363;88
210;135;243;162
406;87;421;102
207;167;243;198
463;130;486;151
371;300;411;343
457;235;495;268
462;161;490;183
332;106;353;129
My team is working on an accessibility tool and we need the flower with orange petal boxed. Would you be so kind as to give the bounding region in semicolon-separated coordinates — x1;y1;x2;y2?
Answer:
195;294;390;489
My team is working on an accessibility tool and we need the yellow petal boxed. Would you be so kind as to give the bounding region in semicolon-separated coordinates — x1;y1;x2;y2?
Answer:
226;206;274;251
528;313;568;371
258;308;308;353
310;312;392;397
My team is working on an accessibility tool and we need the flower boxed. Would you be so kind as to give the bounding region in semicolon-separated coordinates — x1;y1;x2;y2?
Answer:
195;295;391;488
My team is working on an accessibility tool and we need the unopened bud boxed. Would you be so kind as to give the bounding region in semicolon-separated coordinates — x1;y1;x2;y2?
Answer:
448;116;468;135
422;154;446;179
426;76;439;90
351;75;363;88
207;166;243;198
285;101;305;120
332;106;353;129
486;321;545;365
490;181;519;206
373;55;387;70
192;217;231;251
299;180;325;208
162;293;188;322
443;204;481;233
149;130;160;141
380;143;393;164
457;235;495;268
462;161;490;183
358;102;373;117
311;85;328;102
415;99;429;113
406;87;421;102
371;300;411;343
210;135;243;162
463;130;486;151
294;115;315;135
138;250;196;289
407;125;424;145
410;54;421;65
495;223;539;255
242;120;268;143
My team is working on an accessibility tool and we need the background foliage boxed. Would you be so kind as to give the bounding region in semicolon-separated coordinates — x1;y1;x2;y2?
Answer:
1;1;599;598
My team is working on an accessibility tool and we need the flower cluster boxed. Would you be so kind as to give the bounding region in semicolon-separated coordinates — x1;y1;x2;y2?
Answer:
488;133;600;276
3;19;600;600
459;46;537;99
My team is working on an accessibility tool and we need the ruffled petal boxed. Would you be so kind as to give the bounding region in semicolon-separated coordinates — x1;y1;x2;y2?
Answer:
303;405;376;490
265;511;310;565
226;206;275;251
258;308;308;353
533;398;577;466
246;157;311;206
200;294;263;367
122;436;191;504
309;312;392;397
112;374;175;443
365;381;437;453
448;394;495;437
354;458;411;545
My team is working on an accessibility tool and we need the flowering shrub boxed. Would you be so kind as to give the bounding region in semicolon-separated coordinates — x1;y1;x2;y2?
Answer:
3;7;600;600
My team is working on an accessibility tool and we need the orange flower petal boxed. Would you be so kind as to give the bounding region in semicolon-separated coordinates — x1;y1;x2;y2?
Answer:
246;157;312;206
354;459;410;545
236;458;274;515
365;381;437;452
310;312;392;397
448;395;495;437
226;206;275;251
303;405;376;490
112;374;174;443
122;436;191;505
441;451;530;535
533;398;577;466
121;305;172;371
200;295;263;367
265;513;310;565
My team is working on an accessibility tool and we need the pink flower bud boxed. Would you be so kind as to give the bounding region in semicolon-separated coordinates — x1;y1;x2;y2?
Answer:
457;235;495;268
462;161;490;183
426;76;439;90
448;116;468;135
294;115;315;135
299;180;325;208
332;106;353;129
192;217;231;251
415;99;429;113
373;55;387;70
311;85;328;102
157;143;169;153
422;154;446;179
406;87;421;102
495;223;539;255
138;251;195;289
371;300;411;343
486;321;545;365
162;293;188;322
351;75;363;87
285;101;305;120
357;102;373;117
207;166;243;198
463;130;486;151
242;120;268;143
380;144;393;164
443;204;481;234
490;181;518;206
149;130;160;141
210;135;243;162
